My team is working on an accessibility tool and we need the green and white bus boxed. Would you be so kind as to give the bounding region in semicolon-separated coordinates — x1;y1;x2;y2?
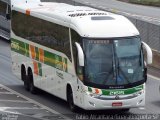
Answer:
11;0;152;111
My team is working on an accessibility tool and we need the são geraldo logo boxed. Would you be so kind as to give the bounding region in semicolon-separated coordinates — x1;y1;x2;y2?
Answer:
11;41;19;51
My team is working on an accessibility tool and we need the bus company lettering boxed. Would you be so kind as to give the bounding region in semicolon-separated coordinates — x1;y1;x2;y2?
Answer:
110;91;125;96
11;41;19;51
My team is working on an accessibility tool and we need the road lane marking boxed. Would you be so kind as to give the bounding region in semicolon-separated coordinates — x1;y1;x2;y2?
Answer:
0;107;44;110
98;6;104;8
90;3;96;6
0;109;47;120
0;84;71;120
84;1;89;4
139;107;145;110
0;109;21;115
148;74;160;81
0;99;30;103
0;92;13;94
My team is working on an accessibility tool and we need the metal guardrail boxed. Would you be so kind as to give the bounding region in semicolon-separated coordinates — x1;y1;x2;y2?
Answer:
126;17;160;52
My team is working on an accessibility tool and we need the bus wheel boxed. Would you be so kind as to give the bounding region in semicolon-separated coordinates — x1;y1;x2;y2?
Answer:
24;78;30;91
28;70;37;94
21;66;29;91
67;87;77;112
23;73;30;91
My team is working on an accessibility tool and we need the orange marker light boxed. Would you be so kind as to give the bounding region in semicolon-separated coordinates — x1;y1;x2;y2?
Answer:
95;88;99;94
26;9;30;15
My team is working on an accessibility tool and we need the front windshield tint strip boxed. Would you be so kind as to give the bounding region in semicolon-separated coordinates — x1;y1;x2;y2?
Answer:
83;37;145;89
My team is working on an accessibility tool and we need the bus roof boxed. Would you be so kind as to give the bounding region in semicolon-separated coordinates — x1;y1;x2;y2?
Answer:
12;1;139;38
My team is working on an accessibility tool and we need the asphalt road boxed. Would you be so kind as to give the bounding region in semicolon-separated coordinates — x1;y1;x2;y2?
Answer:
0;38;160;120
72;0;160;23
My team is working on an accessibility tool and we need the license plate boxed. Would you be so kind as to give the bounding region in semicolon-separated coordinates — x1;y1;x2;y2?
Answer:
112;102;123;107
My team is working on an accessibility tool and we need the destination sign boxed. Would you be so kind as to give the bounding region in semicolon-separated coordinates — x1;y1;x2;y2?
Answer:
88;40;110;44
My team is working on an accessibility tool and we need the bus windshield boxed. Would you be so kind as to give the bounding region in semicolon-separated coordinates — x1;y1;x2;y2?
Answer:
83;37;144;89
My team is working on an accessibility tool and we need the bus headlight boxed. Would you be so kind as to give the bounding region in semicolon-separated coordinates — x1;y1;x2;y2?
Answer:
133;90;144;97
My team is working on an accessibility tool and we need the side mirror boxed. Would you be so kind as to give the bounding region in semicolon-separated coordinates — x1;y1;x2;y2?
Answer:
75;42;84;66
142;42;152;64
6;14;11;20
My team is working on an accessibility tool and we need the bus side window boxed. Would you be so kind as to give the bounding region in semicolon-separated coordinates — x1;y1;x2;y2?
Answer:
0;1;7;17
12;10;72;61
6;4;11;20
71;29;84;81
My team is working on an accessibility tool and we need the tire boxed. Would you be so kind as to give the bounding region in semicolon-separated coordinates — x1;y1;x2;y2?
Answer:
28;70;37;94
21;67;29;91
23;73;29;91
67;87;77;112
21;69;26;81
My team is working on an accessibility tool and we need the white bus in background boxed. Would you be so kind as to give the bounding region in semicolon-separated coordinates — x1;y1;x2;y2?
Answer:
11;0;152;112
0;0;11;40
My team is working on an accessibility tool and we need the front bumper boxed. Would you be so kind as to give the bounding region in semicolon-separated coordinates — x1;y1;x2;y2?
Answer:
82;92;145;110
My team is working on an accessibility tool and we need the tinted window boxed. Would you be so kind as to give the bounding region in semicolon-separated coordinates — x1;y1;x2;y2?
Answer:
7;4;11;18
0;1;7;17
12;11;28;38
12;11;71;60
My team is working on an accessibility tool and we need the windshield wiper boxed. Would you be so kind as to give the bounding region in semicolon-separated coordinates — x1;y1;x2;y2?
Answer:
139;46;142;66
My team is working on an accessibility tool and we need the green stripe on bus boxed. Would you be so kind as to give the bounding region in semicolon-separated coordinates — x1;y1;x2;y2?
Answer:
11;38;28;56
102;90;110;95
89;85;143;96
38;63;42;76
124;85;143;95
11;38;68;73
35;47;39;61
44;51;56;67
25;43;30;57
88;87;92;92
44;51;68;72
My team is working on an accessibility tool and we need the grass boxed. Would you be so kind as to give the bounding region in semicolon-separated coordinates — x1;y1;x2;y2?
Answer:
129;0;160;7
